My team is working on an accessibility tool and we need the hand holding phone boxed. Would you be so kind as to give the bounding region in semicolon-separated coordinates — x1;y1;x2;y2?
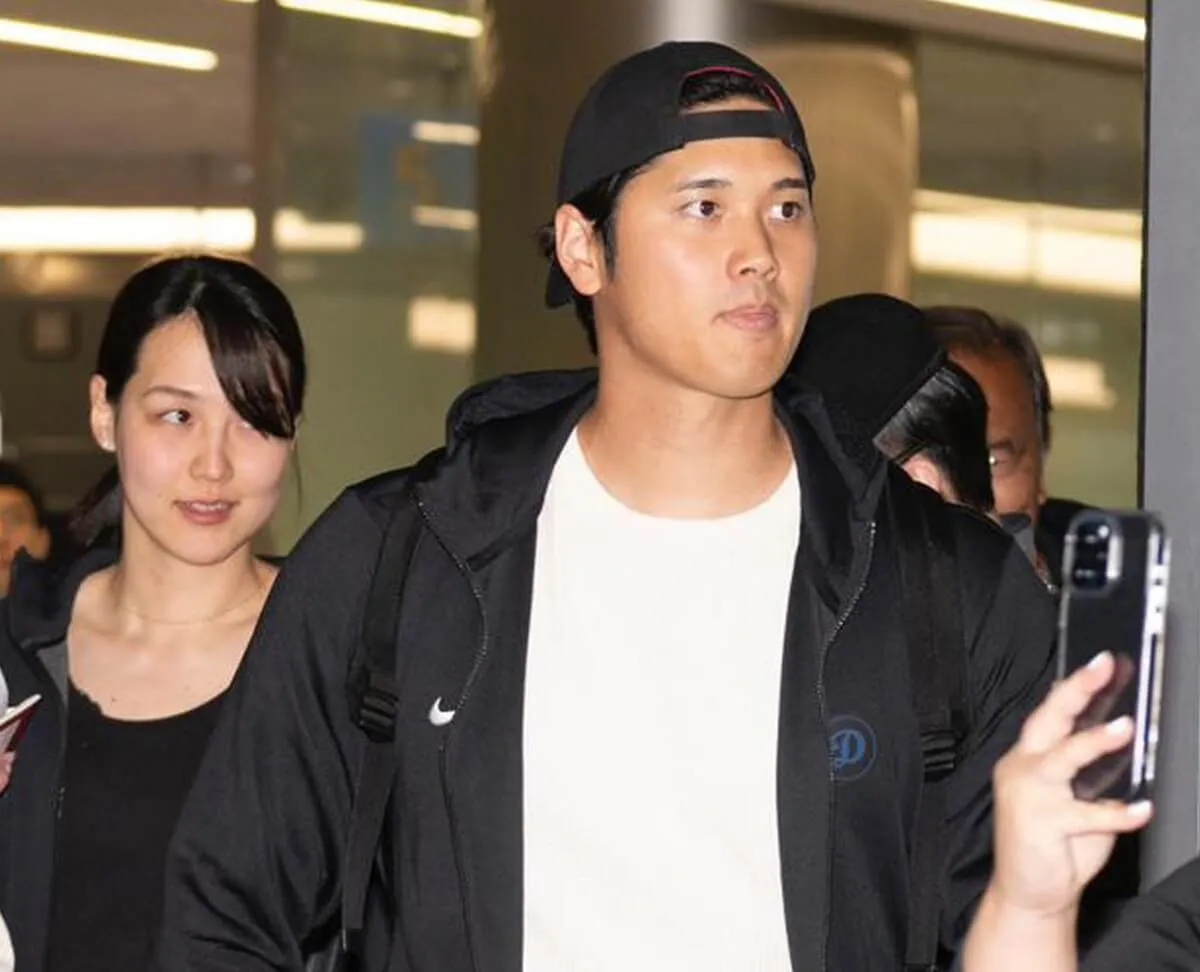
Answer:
966;653;1153;972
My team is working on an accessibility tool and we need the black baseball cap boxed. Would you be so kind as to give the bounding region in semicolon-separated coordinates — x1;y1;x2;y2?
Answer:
545;41;816;308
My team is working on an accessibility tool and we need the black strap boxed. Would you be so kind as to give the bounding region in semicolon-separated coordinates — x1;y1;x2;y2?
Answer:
340;493;423;962
888;476;968;972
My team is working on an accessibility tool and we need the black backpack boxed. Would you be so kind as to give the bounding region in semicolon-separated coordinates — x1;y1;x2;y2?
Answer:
887;474;971;971
336;474;969;971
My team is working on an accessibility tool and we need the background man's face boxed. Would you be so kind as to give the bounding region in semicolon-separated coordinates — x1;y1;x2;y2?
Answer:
0;486;49;596
947;348;1045;527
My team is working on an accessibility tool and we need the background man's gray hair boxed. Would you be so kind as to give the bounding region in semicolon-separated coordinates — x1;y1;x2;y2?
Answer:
922;305;1053;451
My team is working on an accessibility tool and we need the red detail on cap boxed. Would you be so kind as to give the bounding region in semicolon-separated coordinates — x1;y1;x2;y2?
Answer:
680;65;787;114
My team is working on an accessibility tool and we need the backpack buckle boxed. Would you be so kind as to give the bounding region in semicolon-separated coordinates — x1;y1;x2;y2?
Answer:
353;670;398;744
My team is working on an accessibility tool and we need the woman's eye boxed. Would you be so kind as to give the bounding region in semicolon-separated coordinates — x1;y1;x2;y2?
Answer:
162;409;190;426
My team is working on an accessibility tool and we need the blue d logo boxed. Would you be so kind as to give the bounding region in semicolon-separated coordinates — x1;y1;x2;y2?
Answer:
828;715;877;782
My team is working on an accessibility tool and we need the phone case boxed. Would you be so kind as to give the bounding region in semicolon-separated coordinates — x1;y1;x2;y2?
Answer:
1057;510;1169;802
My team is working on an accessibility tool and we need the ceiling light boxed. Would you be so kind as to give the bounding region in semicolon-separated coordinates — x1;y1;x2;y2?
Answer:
413;205;478;231
412;120;479;146
407;296;475;353
0;16;218;71
0;207;361;253
922;0;1144;41
912;190;1142;298
223;0;482;39
1042;355;1119;411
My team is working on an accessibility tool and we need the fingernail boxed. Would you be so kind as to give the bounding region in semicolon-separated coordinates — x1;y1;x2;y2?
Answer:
1129;801;1153;817
1088;651;1112;669
1106;716;1133;735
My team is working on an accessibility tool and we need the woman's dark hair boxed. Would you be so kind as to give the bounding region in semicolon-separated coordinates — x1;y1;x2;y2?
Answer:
876;362;995;514
536;69;782;353
72;254;307;548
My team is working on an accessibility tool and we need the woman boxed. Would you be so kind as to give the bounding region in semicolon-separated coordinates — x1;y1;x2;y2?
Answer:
876;359;1054;586
875;360;996;515
0;254;306;972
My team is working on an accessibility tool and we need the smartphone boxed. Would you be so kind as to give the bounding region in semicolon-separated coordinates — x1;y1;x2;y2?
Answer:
1056;510;1169;802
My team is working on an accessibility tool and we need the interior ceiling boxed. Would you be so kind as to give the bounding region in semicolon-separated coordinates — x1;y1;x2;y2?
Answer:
0;0;253;157
0;0;1145;206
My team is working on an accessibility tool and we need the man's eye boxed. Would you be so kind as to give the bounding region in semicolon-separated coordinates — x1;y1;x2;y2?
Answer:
989;450;1017;474
683;199;720;218
773;200;807;220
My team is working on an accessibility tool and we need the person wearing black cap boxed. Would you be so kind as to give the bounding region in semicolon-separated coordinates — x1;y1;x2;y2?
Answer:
156;43;1054;972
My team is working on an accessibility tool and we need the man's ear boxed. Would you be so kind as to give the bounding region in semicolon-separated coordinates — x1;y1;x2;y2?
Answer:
89;375;116;453
554;204;606;298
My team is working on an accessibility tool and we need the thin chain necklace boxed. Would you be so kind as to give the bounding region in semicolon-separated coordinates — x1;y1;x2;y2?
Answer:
110;573;267;626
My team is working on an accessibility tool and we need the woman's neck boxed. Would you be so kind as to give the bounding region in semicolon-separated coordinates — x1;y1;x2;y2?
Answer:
102;537;269;632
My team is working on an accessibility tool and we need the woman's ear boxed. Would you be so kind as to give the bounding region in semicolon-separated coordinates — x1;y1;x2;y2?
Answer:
89;375;116;453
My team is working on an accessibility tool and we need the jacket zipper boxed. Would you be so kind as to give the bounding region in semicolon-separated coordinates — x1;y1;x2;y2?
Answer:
416;492;487;972
814;520;875;972
415;494;492;715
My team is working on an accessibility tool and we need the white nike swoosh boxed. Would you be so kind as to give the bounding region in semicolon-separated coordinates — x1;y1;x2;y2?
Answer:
428;697;457;727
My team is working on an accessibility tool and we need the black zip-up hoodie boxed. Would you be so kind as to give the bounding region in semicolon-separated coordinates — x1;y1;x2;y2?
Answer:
0;544;118;972
144;353;1055;971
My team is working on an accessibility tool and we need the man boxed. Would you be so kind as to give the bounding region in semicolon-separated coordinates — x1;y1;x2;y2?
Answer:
923;306;1083;582
923;309;1049;525
157;43;1054;971
0;462;50;598
925;307;1137;937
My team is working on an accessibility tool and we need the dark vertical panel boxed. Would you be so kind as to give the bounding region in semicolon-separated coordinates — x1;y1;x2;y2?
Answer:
1141;0;1200;885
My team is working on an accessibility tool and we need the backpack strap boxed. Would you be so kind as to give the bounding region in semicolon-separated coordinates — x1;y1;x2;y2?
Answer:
340;488;423;963
887;475;969;972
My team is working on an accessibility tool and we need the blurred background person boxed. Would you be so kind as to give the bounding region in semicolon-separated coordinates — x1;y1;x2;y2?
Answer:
924;305;1086;586
0;461;52;599
925;305;1134;935
875;356;1050;573
0;254;307;972
876;360;995;515
796;294;1040;568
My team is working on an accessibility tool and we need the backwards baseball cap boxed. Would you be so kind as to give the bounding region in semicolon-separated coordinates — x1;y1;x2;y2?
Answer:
545;40;815;308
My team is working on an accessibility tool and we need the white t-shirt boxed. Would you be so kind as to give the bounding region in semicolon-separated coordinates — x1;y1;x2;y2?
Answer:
523;430;801;971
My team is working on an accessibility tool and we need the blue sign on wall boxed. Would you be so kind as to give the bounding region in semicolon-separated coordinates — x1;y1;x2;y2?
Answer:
358;111;477;249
